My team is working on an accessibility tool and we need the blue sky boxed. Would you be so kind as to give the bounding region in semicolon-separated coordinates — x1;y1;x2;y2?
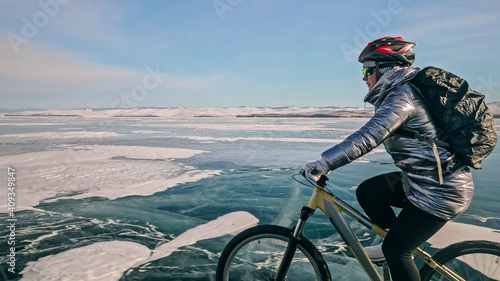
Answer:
1;0;499;110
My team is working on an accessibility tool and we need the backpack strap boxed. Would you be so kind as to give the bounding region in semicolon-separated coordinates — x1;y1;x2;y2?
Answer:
396;127;451;185
396;127;450;148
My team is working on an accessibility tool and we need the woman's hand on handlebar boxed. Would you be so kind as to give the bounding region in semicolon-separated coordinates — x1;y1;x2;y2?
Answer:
305;157;331;182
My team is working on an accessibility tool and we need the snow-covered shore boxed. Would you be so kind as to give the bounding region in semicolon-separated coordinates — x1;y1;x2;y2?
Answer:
1;106;374;118
3;103;499;118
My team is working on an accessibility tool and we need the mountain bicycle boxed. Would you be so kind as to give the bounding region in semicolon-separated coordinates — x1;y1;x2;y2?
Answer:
216;171;500;280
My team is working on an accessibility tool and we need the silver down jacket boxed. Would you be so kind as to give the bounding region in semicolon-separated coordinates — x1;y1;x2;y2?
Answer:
322;66;474;221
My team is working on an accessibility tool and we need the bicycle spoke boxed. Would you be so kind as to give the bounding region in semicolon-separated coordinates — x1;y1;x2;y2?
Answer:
217;226;328;281
227;238;315;280
422;245;500;281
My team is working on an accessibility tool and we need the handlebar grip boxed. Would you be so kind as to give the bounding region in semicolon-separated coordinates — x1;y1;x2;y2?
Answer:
317;175;328;187
300;169;329;186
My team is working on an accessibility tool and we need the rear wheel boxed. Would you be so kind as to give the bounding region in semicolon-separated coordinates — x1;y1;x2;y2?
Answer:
419;240;500;281
216;225;331;281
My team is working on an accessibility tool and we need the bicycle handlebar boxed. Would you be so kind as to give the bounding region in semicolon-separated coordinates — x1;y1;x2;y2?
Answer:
300;169;329;187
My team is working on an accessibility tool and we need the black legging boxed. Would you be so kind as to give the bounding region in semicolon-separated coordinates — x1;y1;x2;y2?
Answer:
356;172;447;281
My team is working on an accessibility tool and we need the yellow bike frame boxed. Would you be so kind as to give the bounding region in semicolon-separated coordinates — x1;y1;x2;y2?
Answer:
290;180;465;281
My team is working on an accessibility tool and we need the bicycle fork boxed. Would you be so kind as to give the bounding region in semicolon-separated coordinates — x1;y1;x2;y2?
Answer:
275;174;385;281
273;206;316;281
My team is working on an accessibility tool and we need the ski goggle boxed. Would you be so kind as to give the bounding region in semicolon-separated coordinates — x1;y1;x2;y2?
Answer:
362;67;375;77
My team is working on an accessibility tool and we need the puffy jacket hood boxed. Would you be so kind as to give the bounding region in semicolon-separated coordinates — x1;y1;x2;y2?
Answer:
364;66;419;107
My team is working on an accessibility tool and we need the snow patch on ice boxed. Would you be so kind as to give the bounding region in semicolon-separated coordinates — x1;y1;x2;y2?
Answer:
428;221;500;280
0;131;120;139
130;121;359;133
146;211;259;262
428;221;500;247
487;102;500;117
167;135;344;144
20;241;151;281
0;145;220;212
20;211;259;281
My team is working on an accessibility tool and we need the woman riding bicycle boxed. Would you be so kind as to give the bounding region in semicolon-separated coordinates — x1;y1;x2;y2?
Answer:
305;37;474;281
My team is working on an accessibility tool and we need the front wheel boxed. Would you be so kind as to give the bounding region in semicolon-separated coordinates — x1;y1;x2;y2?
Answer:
419;240;500;281
216;225;331;281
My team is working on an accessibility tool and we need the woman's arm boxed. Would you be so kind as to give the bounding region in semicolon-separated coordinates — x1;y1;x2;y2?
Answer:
322;86;415;170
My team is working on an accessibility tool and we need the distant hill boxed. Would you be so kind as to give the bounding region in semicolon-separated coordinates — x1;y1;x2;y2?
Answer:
488;102;500;117
1;106;375;118
2;103;499;118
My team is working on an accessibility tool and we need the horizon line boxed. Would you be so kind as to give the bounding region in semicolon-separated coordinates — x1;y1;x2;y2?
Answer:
2;101;500;113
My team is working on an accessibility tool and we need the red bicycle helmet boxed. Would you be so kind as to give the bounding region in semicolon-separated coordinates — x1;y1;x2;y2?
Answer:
358;37;416;66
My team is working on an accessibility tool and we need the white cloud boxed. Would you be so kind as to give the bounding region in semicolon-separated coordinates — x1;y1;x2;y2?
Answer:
0;40;139;83
0;39;227;110
398;7;500;43
50;1;128;46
